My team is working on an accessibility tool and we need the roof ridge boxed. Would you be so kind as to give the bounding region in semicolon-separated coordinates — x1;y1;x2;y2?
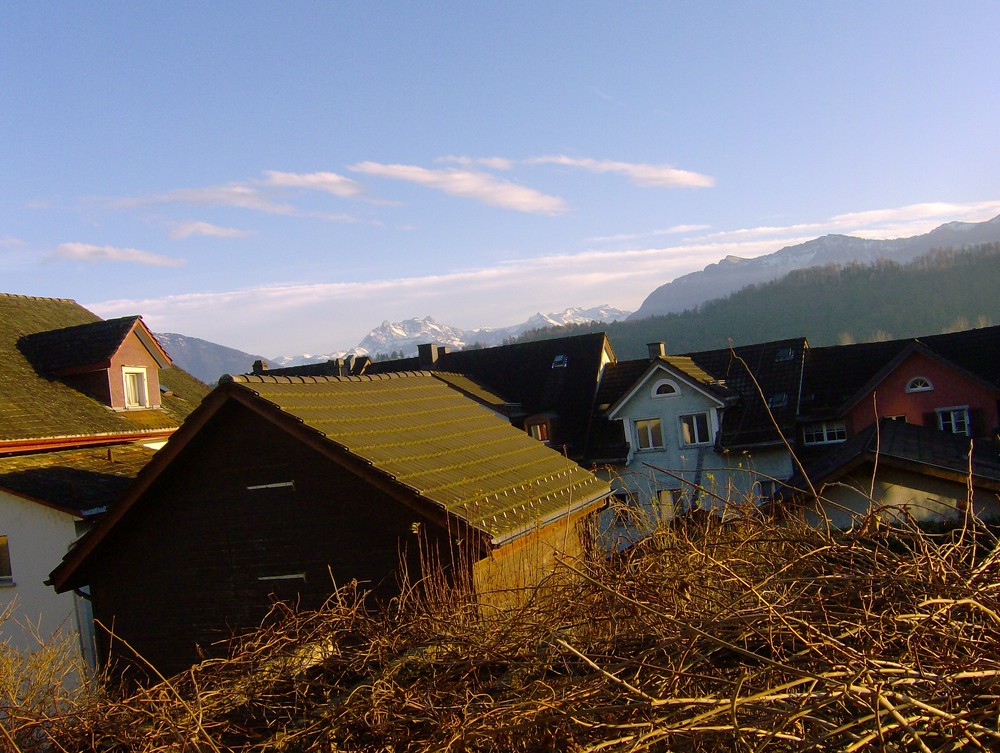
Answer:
225;370;434;385
0;292;78;303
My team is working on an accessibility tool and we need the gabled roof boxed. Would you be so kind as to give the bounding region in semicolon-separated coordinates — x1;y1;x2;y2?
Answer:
0;293;209;452
50;371;610;592
838;341;1000;416
782;418;1000;498
594;337;807;451
800;326;1000;420
606;356;731;420
19;316;171;375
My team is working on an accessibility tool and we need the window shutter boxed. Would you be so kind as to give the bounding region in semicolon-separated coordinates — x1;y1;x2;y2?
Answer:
969;408;985;438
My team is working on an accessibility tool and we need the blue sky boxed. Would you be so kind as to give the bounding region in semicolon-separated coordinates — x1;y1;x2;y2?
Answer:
3;3;999;357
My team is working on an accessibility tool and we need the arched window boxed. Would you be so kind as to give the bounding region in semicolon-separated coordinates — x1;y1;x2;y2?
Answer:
906;376;933;393
652;379;679;398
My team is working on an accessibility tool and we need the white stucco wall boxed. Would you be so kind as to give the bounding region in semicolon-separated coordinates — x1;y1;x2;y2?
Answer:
599;366;794;549
0;490;85;657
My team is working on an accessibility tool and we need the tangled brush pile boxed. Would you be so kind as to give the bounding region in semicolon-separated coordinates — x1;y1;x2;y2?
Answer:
7;509;1000;752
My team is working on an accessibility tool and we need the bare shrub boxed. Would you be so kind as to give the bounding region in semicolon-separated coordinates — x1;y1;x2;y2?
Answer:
19;499;999;752
0;604;98;751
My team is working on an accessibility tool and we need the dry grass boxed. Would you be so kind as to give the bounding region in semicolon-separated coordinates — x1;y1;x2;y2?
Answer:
5;503;1000;752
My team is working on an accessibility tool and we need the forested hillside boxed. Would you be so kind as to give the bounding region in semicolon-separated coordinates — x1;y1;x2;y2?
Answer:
519;243;1000;359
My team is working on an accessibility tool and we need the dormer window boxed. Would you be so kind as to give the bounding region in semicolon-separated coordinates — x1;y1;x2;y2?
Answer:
551;354;568;369
652;379;680;398
906;377;933;393
123;367;149;409
767;393;788;409
528;423;550;442
524;414;555;443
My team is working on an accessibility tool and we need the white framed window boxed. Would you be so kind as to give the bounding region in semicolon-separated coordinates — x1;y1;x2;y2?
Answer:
679;412;712;446
0;536;13;587
906;377;933;393
937;406;970;436
802;420;847;445
651;379;679;398
122;367;149;408
634;418;664;450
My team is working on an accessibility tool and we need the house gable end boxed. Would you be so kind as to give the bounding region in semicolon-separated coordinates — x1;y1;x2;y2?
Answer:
608;360;726;421
842;346;1000;436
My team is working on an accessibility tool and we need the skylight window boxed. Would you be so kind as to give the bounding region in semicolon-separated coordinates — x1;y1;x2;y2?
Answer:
551;354;568;369
775;347;796;362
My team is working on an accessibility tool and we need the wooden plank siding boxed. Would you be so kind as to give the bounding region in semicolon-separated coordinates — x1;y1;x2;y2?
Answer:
87;402;459;678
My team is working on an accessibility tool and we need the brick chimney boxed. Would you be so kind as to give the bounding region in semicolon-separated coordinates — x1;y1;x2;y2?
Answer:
252;359;269;374
647;342;666;360
418;343;440;369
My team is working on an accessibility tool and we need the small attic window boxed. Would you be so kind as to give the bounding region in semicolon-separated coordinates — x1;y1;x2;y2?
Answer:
551;354;568;369
767;393;788;409
775;347;796;362
906;377;933;393
652;379;679;398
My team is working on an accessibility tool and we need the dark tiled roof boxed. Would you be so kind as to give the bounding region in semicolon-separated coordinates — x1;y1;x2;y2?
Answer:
690;338;807;448
19;316;148;374
363;334;613;460
800;326;1000;419
783;418;1000;496
0;293;209;447
0;443;157;514
585;360;649;463
229;372;610;543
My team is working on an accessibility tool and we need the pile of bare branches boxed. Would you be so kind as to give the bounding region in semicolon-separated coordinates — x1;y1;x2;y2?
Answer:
10;508;1000;752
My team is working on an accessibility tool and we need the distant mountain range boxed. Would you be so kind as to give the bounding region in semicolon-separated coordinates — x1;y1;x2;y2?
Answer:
159;214;1000;384
629;214;1000;319
157;305;630;383
154;333;269;385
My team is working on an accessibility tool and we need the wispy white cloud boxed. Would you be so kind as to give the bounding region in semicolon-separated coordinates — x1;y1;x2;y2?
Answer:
87;198;1000;357
113;169;363;217
693;200;1000;245
53;242;185;267
588;224;712;244
86;234;801;354
437;155;514;170
349;162;568;214
261;170;362;197
1;236;28;248
169;221;255;240
116;183;297;214
527;155;715;188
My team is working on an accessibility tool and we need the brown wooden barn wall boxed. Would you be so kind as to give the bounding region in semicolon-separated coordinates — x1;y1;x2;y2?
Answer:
87;401;456;678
